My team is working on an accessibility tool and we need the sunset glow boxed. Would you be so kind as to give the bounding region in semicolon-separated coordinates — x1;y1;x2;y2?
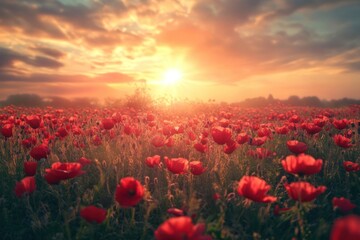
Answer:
0;0;359;102
162;68;183;86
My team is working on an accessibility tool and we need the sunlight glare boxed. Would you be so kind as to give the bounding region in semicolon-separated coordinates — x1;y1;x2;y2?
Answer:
162;68;182;85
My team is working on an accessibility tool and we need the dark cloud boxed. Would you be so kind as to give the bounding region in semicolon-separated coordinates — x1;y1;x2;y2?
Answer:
193;0;266;28
264;0;359;21
31;47;65;58
0;0;138;49
0;47;63;69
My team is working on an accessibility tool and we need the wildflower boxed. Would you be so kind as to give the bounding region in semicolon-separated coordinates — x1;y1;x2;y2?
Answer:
155;216;212;240
332;197;356;212
24;161;37;176
330;215;360;240
115;177;144;207
45;162;85;184
15;176;36;197
102;118;114;130
30;144;50;161
145;155;161;168
281;154;322;175
343;161;360;172
165;157;189;174
285;181;326;202
286;140;308;154
211;126;232;145
1;123;13;138
80;206;107;224
237;176;277;203
334;134;353;148
189;161;206;175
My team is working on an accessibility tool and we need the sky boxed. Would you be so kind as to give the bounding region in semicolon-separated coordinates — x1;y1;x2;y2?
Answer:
1;0;360;102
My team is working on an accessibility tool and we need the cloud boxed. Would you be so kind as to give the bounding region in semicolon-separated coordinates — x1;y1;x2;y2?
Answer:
154;0;360;83
0;71;135;84
0;47;64;69
263;0;359;21
0;0;144;50
30;47;65;58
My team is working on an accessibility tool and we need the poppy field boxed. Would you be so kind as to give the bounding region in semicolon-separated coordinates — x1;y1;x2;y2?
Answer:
0;103;359;240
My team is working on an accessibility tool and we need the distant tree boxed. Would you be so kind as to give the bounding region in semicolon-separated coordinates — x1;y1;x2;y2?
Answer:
287;95;301;105
3;94;44;107
301;96;323;107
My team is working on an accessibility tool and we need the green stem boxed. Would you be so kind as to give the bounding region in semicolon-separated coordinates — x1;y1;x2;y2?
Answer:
130;207;136;226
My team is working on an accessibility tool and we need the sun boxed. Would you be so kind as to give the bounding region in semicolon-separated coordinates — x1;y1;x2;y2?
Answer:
162;68;182;85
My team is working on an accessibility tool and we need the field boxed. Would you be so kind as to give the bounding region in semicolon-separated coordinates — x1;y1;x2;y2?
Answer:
0;103;359;240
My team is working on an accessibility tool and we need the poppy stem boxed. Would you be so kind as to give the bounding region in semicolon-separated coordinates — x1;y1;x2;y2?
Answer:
130;207;136;226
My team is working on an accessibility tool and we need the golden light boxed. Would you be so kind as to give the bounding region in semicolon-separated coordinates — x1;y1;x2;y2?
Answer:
162;68;182;85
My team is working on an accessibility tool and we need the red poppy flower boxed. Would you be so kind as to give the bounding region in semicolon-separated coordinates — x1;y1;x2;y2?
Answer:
211;126;232;145
284;181;326;202
165;136;175;147
237;176;277;203
167;208;185;217
343;161;360;172
26;115;41;129
56;127;68;138
304;123;322;135
115;177;144;207
1;123;13;138
289;115;300;123
286;140;308;154
189;161;206;175
275;126;289;135
250;137;267;146
80;205;107;224
45;162;85;184
282;154;323;175
22;136;37;148
219;118;230;127
330;215;360;240
236;132;249;145
333;134;353;148
151;135;166;147
102;118;114;130
15;176;36;198
193;142;207;153
213;193;221;201
224;139;237;154
332;119;349;130
155;216;212;240
145;155;161;168
313;117;328;127
24;161;38;176
257;127;272;137
30;144;50;161
77;157;92;166
332;197;356;212
165;157;189;174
